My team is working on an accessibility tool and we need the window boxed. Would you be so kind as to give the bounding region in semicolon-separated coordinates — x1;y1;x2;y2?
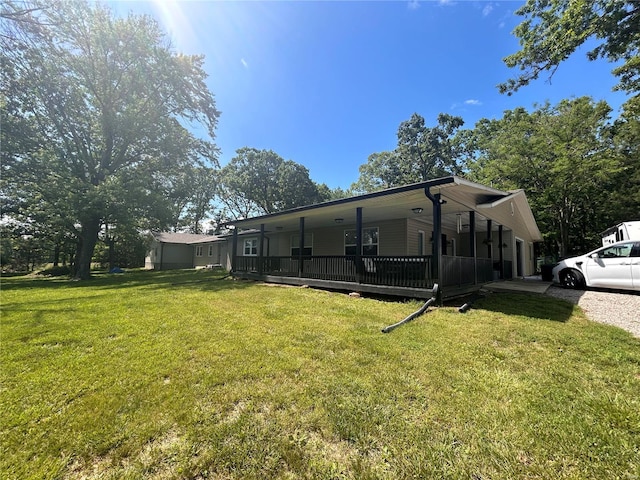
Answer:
600;243;633;258
208;245;214;257
195;245;203;257
243;238;258;256
417;230;425;256
345;228;378;256
291;234;313;256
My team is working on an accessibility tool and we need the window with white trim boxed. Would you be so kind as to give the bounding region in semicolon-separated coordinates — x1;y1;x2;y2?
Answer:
291;234;313;256
345;228;378;256
208;244;214;257
243;238;258;256
195;245;203;257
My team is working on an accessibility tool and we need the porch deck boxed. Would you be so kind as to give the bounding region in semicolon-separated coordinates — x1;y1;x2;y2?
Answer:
232;255;512;299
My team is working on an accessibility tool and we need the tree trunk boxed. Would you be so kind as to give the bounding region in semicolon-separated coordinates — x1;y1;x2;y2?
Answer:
74;216;101;280
53;244;60;267
108;238;115;271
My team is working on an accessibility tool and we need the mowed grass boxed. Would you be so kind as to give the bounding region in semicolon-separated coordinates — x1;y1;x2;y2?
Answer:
1;270;639;479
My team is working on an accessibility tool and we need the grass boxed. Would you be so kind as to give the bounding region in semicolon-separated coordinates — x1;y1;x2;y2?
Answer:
1;269;639;479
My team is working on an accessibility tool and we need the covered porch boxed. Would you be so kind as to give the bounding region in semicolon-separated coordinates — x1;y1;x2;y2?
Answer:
226;177;539;301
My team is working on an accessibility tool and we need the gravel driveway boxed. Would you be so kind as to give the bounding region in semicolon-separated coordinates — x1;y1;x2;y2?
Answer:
545;286;640;338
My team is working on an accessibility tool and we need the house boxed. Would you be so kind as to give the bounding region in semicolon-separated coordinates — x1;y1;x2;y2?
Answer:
224;176;542;301
145;232;231;270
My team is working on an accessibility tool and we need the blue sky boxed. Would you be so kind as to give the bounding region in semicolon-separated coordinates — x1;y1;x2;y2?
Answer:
112;1;629;190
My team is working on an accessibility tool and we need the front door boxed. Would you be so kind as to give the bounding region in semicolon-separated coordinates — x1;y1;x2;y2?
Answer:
516;239;524;277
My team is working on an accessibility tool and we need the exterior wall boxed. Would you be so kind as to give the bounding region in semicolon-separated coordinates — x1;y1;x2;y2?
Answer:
232;219;411;258
377;219;408;256
155;243;193;270
193;242;229;269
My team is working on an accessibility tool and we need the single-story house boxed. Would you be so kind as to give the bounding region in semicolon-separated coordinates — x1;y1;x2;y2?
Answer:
145;232;232;270
223;176;542;301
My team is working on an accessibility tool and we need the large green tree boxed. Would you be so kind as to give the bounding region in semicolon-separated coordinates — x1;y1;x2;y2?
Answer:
500;0;640;96
217;148;329;219
352;113;464;193
1;0;219;279
609;97;640;223
466;97;622;257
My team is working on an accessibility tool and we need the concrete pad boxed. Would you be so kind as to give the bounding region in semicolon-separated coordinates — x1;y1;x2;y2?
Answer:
483;279;552;294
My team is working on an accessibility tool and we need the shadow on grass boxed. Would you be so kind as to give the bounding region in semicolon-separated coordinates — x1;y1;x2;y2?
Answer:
471;292;576;323
0;269;255;294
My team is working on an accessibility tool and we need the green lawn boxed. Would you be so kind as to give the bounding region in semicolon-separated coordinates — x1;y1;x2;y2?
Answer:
1;270;639;479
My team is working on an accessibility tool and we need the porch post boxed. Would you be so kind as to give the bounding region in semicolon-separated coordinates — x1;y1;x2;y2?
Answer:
258;223;265;275
356;207;363;284
231;228;238;272
298;217;305;277
469;211;476;284
486;219;492;259
498;225;504;279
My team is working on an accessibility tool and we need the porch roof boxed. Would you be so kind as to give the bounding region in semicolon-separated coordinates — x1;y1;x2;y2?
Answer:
225;176;542;240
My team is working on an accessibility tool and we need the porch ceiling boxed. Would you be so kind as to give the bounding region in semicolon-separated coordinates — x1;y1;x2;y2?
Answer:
227;176;539;237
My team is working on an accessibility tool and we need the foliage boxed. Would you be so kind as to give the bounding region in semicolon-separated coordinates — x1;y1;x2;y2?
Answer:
2;271;639;479
217;147;330;219
353;113;464;193
500;0;640;96
92;231;150;269
464;97;626;257
1;0;219;280
609;97;640;222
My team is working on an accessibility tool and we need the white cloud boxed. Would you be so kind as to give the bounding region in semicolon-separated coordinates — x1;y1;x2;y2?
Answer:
407;0;420;10
482;4;494;16
240;58;249;69
464;99;482;106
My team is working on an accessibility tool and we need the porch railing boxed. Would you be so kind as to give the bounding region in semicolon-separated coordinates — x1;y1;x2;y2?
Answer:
234;255;433;289
234;254;502;290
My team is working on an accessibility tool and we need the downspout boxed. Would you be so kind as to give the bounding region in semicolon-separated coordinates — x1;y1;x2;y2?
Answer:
424;187;442;304
382;284;439;333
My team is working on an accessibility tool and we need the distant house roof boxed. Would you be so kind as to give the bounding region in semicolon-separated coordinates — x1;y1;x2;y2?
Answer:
152;232;221;245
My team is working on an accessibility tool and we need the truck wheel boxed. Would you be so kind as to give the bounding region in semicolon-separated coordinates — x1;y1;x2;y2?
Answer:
561;270;585;289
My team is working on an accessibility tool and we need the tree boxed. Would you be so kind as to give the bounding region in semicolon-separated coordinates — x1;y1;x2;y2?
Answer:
352;113;464;193
466;97;621;257
609;97;640;223
500;0;640;96
1;0;219;279
217;148;329;219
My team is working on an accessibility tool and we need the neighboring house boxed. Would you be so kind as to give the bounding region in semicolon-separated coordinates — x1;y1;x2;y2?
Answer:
145;232;231;270
224;176;543;301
